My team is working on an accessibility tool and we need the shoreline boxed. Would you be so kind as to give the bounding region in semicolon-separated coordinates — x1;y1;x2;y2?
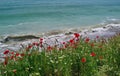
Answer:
0;23;120;62
0;20;119;39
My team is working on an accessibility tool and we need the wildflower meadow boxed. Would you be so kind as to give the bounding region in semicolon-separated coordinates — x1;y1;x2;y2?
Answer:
0;33;120;76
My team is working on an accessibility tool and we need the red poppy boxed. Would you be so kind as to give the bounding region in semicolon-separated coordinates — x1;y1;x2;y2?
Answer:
85;38;90;43
10;55;14;59
4;61;8;65
47;46;52;51
33;42;39;46
63;45;67;49
62;42;66;45
74;33;80;38
90;52;96;57
90;43;94;47
28;45;32;49
81;57;86;63
3;50;10;54
35;43;39;46
64;44;67;48
96;36;99;39
40;41;42;44
69;39;74;44
16;53;20;57
11;52;14;55
40;42;43;48
76;38;79;41
33;42;36;45
20;53;25;57
40;38;43;41
40;39;43;46
40;38;43;43
40;44;42;48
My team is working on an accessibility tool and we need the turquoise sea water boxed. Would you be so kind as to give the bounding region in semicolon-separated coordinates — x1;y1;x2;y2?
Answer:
0;0;120;35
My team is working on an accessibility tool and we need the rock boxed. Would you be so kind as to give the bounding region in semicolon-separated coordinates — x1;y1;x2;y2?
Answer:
1;35;39;43
65;32;73;35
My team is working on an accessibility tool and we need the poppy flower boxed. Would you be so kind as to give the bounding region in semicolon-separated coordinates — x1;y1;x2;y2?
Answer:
81;57;86;63
40;38;43;43
47;46;52;51
33;42;39;46
11;52;14;55
74;33;80;38
40;42;43;48
76;38;79;41
96;36;99;39
20;53;25;57
85;38;90;43
40;39;43;47
90;43;94;47
3;50;10;54
40;38;43;41
64;44;67;48
16;53;20;57
62;42;66;45
33;42;36;45
28;45;32;49
10;55;14;59
35;43;39;46
40;44;43;48
90;52;96;57
4;61;8;65
62;42;67;48
40;41;42;44
69;39;74;44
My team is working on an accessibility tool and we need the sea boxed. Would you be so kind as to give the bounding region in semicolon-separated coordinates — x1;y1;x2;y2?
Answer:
0;0;120;35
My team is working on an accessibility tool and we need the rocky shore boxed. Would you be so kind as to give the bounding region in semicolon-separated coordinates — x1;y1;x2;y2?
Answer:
0;23;120;62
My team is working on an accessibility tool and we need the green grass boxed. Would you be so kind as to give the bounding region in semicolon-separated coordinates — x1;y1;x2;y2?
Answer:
0;35;120;76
